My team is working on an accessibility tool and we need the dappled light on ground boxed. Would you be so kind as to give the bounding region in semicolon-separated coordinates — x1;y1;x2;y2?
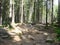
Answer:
0;24;56;45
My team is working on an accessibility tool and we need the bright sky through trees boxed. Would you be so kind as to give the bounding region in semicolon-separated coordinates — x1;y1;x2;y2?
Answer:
54;0;58;5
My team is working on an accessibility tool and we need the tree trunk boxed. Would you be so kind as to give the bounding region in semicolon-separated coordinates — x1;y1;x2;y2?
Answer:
39;0;43;24
12;0;15;24
20;0;24;24
58;0;60;27
9;0;12;18
51;0;53;25
0;0;2;25
34;1;36;23
28;0;34;23
36;0;40;23
46;0;48;27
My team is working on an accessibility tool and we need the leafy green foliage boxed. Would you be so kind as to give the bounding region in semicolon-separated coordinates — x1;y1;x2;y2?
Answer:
55;27;60;34
55;27;60;41
0;26;4;28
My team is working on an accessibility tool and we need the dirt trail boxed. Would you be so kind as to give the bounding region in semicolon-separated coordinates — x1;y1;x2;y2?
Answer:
0;24;56;45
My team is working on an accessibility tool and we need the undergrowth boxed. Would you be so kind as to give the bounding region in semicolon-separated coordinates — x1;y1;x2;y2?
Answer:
55;27;60;41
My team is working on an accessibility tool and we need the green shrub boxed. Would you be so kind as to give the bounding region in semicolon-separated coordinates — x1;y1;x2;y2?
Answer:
55;27;60;41
0;26;4;28
55;27;60;34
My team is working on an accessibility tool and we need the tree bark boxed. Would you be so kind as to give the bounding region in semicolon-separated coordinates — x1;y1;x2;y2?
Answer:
20;0;24;24
46;0;48;27
28;0;34;23
58;0;60;27
51;0;53;25
9;0;12;18
0;0;2;25
12;0;15;23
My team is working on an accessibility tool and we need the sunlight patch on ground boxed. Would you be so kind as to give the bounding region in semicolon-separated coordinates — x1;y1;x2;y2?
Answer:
12;29;22;34
13;36;22;42
43;33;49;36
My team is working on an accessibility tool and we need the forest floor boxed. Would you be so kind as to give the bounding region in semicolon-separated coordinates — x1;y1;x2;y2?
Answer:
0;24;56;45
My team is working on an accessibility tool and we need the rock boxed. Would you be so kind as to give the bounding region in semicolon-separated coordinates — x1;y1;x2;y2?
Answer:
21;35;27;39
43;33;49;36
13;36;21;41
46;36;54;43
28;35;35;41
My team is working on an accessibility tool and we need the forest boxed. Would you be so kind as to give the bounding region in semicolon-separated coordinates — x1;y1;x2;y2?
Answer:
0;0;60;45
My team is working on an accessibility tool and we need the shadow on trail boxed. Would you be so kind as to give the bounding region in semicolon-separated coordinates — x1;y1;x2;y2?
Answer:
0;28;12;45
0;24;56;45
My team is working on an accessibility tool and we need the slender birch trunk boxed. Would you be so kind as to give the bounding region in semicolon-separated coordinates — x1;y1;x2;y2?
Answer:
12;0;15;24
46;0;48;27
9;0;12;18
20;0;24;24
28;0;34;23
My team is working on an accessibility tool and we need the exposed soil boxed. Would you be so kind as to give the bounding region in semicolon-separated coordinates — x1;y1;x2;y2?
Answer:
0;24;56;45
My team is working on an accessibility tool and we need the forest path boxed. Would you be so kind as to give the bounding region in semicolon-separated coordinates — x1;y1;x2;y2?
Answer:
0;24;56;45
